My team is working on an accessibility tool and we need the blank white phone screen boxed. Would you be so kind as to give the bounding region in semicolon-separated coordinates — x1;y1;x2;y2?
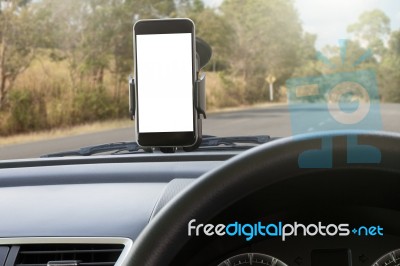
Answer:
136;33;194;133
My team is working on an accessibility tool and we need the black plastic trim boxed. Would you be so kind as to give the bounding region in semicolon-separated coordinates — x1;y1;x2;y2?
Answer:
0;152;237;169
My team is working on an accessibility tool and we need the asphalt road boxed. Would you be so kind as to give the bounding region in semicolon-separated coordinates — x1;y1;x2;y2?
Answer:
1;103;399;160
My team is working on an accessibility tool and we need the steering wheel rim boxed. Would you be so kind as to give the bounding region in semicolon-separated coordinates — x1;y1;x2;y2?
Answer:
127;131;400;265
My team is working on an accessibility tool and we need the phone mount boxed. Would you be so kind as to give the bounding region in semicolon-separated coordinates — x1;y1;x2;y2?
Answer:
129;37;212;152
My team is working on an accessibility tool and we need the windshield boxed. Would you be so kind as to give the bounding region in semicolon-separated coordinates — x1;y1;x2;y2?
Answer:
0;0;399;160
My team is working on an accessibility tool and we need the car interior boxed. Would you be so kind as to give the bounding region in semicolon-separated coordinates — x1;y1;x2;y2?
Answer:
0;1;400;266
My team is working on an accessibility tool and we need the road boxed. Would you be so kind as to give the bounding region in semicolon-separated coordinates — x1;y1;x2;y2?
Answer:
1;103;399;160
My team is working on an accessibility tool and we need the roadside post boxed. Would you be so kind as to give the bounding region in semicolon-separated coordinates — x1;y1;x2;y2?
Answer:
266;74;276;101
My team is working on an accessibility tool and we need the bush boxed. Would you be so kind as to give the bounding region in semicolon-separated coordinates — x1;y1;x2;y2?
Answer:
0;83;129;136
70;86;128;124
5;89;48;134
206;72;246;109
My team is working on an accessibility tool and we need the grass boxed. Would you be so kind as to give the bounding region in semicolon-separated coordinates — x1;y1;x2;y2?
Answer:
1;59;286;146
0;119;132;146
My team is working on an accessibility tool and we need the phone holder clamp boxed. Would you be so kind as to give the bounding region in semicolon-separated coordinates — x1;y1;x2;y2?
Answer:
128;72;206;121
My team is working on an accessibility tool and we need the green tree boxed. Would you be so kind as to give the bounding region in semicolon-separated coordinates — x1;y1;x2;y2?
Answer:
217;0;305;103
291;32;319;77
0;0;46;109
320;40;378;73
380;30;400;102
90;0;177;100
37;0;90;91
347;9;390;56
189;5;233;72
44;0;177;91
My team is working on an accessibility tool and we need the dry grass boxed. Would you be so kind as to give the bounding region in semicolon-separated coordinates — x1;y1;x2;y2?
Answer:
0;119;132;146
1;68;283;146
205;71;245;109
1;54;129;137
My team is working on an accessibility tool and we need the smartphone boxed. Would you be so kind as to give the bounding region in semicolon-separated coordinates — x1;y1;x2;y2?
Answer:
134;19;197;147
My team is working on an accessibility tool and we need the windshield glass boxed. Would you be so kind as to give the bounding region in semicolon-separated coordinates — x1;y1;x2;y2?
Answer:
0;0;399;159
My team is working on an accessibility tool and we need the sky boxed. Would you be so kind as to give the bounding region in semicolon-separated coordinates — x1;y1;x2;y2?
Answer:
294;0;400;49
204;0;400;49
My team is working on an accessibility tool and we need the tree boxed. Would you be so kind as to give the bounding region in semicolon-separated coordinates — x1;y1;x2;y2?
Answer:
346;9;399;102
218;0;304;102
320;39;378;74
42;0;177;92
0;0;43;109
189;4;233;72
347;9;390;56
105;0;177;95
380;30;400;102
291;33;320;77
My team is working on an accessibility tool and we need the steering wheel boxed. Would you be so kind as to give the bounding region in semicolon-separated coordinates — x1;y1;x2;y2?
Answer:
127;131;400;265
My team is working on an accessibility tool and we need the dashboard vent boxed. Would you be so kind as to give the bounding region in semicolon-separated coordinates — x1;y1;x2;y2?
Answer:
13;244;124;266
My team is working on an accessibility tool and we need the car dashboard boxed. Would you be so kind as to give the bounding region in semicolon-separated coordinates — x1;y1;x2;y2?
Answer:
0;150;400;266
0;153;232;265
